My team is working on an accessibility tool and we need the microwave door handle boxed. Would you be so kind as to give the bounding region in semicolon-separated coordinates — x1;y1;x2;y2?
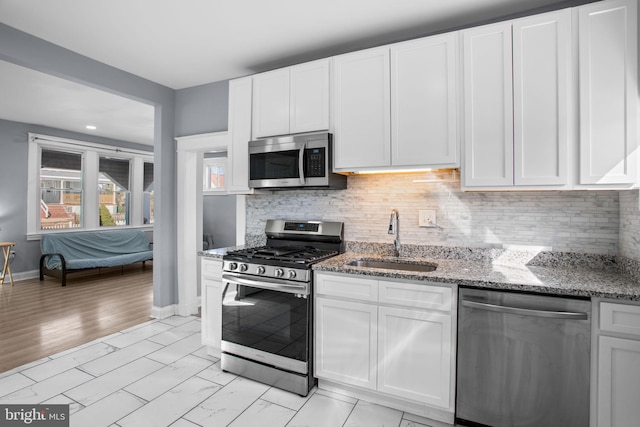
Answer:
298;143;305;185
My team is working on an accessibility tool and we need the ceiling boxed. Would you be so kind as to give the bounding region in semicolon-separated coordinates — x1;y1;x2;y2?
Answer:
0;0;578;144
0;61;155;145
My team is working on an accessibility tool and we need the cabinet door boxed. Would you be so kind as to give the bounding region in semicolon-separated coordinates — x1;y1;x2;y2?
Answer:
290;59;330;134
332;47;391;169
391;33;459;167
201;259;223;356
227;77;253;193
252;69;290;138
513;10;570;186
315;297;377;390
578;0;638;185
597;336;640;426
378;306;452;408
463;22;514;187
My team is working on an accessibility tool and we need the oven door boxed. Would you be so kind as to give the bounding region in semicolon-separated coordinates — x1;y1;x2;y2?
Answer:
249;141;306;188
221;273;311;374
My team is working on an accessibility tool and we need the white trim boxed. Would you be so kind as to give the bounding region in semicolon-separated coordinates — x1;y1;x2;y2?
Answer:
175;131;229;153
176;150;203;317
26;225;154;240
85;150;99;229
29;133;153;158
151;304;178;319
175;131;229;321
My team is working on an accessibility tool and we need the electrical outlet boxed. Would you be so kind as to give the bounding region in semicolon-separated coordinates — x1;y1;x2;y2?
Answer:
419;210;437;227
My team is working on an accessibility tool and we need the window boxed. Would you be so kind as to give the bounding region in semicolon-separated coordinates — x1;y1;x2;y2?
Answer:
27;133;153;236
99;157;131;226
40;149;83;230
203;156;226;193
143;162;154;224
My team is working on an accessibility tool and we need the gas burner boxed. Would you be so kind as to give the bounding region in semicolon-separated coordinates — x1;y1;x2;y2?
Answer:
226;245;338;266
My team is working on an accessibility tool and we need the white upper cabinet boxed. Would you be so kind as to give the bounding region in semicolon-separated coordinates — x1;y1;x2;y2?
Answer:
332;47;391;169
578;0;638;185
513;11;570;186
290;60;330;134
252;59;329;138
463;22;514;187
332;35;460;172
463;10;571;188
227;77;254;194
252;69;290;138
391;33;459;167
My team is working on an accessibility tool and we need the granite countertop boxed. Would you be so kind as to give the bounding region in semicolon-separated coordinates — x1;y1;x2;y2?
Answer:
199;245;247;259
314;252;640;301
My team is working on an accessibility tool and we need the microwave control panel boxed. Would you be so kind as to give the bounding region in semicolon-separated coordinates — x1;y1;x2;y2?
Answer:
304;147;326;177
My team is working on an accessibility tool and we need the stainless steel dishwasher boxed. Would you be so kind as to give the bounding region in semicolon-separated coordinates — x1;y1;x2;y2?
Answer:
456;287;591;427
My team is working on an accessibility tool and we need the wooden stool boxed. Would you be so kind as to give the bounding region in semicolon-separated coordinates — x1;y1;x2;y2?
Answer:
0;242;15;286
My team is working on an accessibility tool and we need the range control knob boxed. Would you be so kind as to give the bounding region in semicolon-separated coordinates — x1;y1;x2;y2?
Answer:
275;268;284;278
239;263;248;272
228;262;238;270
287;270;297;279
256;266;266;275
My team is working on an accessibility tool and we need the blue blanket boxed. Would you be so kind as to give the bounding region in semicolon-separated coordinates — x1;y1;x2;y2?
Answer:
41;230;153;270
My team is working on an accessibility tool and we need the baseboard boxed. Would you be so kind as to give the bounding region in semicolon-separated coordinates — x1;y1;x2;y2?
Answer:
6;269;39;282
151;304;177;319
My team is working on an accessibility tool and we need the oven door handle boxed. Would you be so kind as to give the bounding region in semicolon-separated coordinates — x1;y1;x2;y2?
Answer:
222;273;309;295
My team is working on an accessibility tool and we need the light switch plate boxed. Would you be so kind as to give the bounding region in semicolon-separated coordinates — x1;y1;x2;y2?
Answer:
419;210;437;227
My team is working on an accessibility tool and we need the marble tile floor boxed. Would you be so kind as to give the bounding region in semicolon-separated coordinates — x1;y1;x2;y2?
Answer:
0;315;447;427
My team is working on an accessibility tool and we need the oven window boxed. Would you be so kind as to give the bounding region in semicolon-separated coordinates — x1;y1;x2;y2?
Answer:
250;150;300;180
222;284;309;361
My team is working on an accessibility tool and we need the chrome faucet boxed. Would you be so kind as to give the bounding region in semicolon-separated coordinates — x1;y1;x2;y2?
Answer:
388;209;400;257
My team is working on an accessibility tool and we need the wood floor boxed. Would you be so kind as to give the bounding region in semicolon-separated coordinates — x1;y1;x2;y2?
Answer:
0;262;153;373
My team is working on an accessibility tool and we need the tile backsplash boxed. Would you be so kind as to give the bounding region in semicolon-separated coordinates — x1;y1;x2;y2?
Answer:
620;190;640;261
246;172;622;255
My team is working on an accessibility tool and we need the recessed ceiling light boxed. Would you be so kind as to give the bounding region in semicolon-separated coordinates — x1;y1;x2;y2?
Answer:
86;125;97;130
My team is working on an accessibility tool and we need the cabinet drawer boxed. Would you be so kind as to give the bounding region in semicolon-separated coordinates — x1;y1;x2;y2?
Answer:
379;280;452;311
315;273;378;302
201;259;223;279
600;302;640;337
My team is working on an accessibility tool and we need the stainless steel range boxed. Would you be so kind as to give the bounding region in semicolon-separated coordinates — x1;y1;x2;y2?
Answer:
221;219;343;396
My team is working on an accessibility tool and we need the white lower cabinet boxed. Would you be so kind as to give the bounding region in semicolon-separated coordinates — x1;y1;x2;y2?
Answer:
315;297;378;390
378;306;451;407
314;272;456;422
201;258;223;357
595;301;640;427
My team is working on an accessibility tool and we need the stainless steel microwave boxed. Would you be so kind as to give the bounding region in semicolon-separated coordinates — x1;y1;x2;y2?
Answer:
248;132;347;190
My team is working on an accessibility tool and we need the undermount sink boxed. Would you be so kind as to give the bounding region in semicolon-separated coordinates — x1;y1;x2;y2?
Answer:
346;259;437;273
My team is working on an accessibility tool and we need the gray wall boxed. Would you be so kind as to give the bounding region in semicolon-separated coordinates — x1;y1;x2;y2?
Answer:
0;23;178;308
203;195;237;248
0;119;153;273
175;80;228;136
175;81;236;248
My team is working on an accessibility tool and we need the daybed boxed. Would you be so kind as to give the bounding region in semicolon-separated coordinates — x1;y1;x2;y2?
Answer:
39;229;153;286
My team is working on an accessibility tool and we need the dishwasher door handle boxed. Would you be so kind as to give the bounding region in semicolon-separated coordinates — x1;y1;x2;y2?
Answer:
461;299;589;320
